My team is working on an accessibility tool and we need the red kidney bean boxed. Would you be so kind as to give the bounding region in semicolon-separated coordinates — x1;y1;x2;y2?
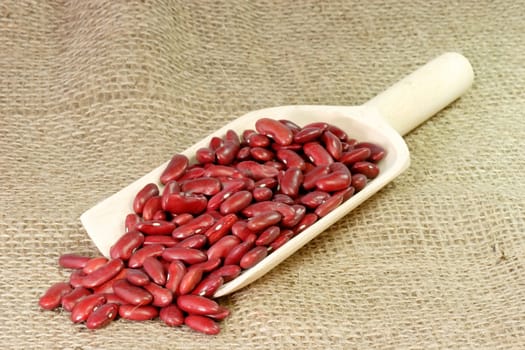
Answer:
203;164;240;178
225;129;241;146
165;260;186;294
293;126;324;144
58;254;91;270
209;136;223;150
142;257;166;286
303;165;330;190
160;154;189;184
265;160;287;171
321;130;343;160
177;295;220;315
280;167;303;198
299;190;330;209
254;177;278;189
276;149;306;171
143;235;177;247
207;235;241;261
126;268;150;286
236;161;279;180
315;193;344;217
351;173;368;192
163;192;208;215
136;220;176;236
283;204;306;228
255;226;281;246
70;294;106;323
61;286;92;312
92;268;128;294
119;304;158;321
240;246;268;269
252;186;273;202
133;183;159;215
340;147;371;165
351;161;380;179
196;147;215;164
175;234;208;250
83;257;109;274
152;210;167;221
236;145;251;161
125;213;142;233
104;293;126;305
178;267;203;295
128;244;165;269
269;229;295;251
178;166;207;182
204;213;238;245
113;279;152;306
172;213;215;239
246;132;271;148
192;258;222;273
303;142;334;166
223;239;254;266
330;162;351;176
270;142;303;152
39;282;72;310
185;315;220;335
82;259;124;289
110;231;145;261
142;196;163;221
327;124;348;141
219;190;252;215
143;282;173;307
161;180;180;209
215;141;239;165
69;269;87;288
242;201;295;222
292;213;318;234
209;264;242;282
172;213;193;226
191;275;224;297
160;304;184;327
355;142;386;162
162;247;207;265
304;122;329;130
272;193;295;205
230;220;255;241
242;129;256;143
247;211;282;232
250;147;274;162
206;306;230;321
86;303;119;330
335;186;355;201
279;119;301;133
315;171;351;192
181;177;221;196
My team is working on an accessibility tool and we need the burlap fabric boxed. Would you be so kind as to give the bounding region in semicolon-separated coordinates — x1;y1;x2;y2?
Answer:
1;0;524;349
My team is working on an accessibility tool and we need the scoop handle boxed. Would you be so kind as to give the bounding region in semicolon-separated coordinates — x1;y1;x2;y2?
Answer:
364;52;474;136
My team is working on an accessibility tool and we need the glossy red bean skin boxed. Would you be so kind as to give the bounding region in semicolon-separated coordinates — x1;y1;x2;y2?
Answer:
160;154;189;184
351;161;380;179
83;257;109;274
175;234;208;250
272;193;295;205
335;186;355;201
61;286;92;312
152;210;167;221
351;173;368;192
126;268;150;286
110;231;145;261
160;305;184;327
204;213;238;245
58;254;90;270
113;279;152;306
125;213;142;233
165;260;186;294
276;149;306;170
92;268;128;294
255;226;280;246
136;220;176;236
236;161;279;180
142;257;166;285
191;275;224;297
143;235;177;247
240;246;268;269
178;267;203;295
104;293;126;305
242;201;295;222
119;304;158;321
246;132;271;148
128;244;165;269
86;303;119;330
292;213;318;234
247;211;282;232
315;171;351;192
142;196;163;221
185;315;220;335
231;220;255;241
321;130;343;160
172;213;193;226
299;191;330;209
249;147;274;162
209;136;223;150
216;141;239;165
172;213;215;239
340;147;371;165
355;142;386;162
252;187;273;202
70;294;106;323
209;264;242;282
82;259;124;289
69;269;87;288
162;247;208;265
163;192;208;215
196;147;215;164
223;240;253;266
293;126;324;144
280;167;303;198
315;193;344;217
143;282;173;307
133;183;159;215
269;229;295;251
279;119;301;133
303;142;334;166
181;177;221;196
303;165;330;190
206;235;241;261
220;190;252;215
39;282;72;310
206;306;230;321
177;295;220;315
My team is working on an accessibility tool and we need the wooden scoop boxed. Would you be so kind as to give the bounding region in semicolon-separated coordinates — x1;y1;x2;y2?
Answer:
80;52;473;297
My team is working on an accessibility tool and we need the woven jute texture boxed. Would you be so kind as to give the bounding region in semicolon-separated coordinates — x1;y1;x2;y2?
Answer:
1;0;524;349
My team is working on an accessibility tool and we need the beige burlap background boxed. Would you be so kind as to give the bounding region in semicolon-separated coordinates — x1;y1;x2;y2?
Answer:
1;0;524;349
